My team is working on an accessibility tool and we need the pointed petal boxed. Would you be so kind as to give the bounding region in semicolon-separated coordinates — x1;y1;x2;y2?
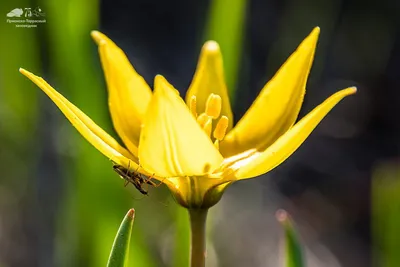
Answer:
19;68;136;169
185;41;233;130
235;87;356;179
139;75;223;177
220;28;320;157
91;31;152;155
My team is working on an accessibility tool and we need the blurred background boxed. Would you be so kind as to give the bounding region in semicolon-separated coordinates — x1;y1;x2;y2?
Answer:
0;0;399;266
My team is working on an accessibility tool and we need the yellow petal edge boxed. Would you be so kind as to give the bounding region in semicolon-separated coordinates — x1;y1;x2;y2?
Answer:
19;68;136;169
235;87;357;179
221;27;320;157
91;30;152;155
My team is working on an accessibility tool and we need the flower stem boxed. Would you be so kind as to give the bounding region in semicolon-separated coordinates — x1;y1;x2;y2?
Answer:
188;208;209;267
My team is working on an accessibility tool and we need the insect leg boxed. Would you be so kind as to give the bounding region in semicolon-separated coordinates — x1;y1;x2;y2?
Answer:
126;160;131;175
145;174;162;187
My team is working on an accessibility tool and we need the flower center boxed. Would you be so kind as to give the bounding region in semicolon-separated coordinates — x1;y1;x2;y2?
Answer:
189;94;229;148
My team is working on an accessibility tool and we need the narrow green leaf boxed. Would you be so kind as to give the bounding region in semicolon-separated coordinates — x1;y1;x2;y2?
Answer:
277;210;305;267
107;209;135;267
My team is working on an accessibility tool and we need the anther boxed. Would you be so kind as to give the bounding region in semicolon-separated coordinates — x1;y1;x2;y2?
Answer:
197;113;209;128
213;116;229;140
205;94;222;119
204;119;212;137
189;95;197;118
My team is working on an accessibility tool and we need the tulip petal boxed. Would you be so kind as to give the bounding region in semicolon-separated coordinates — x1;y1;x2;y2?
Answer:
235;87;356;179
20;68;136;169
91;31;152;156
220;27;320;157
185;41;233;130
139;75;224;177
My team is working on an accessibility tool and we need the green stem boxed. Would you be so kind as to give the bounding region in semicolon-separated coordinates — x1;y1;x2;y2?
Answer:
188;208;209;267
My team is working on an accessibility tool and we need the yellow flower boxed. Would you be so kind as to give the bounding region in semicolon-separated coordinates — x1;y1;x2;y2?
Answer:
20;27;356;208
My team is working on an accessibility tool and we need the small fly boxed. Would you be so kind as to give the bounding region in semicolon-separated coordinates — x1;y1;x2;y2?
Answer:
113;164;157;195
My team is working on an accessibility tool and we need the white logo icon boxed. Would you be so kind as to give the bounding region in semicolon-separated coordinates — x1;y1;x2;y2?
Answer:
24;8;32;17
6;8;23;17
33;7;45;17
6;7;45;18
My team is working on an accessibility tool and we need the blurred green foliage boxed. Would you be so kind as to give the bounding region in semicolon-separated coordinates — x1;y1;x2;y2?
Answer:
0;0;40;265
205;0;247;102
173;207;190;267
372;162;400;267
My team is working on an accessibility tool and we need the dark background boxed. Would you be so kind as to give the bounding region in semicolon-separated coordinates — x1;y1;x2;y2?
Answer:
0;0;399;266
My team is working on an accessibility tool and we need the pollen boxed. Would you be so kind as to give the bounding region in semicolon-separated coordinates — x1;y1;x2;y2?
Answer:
198;115;212;137
204;119;212;137
205;94;222;119
197;112;212;137
189;95;197;118
213;116;228;141
197;113;209;128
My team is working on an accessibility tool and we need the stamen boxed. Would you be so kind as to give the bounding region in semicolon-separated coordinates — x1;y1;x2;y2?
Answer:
197;113;213;136
205;94;222;119
203;118;212;137
197;113;208;128
189;95;197;118
213;116;229;140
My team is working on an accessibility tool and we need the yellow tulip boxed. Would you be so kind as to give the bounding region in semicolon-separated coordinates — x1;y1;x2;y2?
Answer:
20;27;356;208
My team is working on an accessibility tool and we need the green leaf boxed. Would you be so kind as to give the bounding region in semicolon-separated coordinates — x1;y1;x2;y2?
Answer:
372;162;400;267
107;209;135;267
204;0;247;102
277;210;305;267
